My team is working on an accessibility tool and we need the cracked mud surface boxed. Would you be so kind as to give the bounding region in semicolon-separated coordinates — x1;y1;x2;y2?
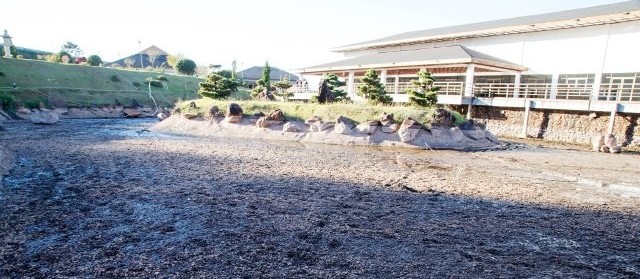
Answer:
1;119;639;278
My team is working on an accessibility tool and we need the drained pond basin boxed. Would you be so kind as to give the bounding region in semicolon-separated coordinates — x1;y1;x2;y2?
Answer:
0;118;639;278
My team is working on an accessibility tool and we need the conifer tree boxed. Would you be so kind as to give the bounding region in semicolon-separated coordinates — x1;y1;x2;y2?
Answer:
406;70;439;107
274;76;293;100
358;69;391;105
198;73;234;99
325;73;349;102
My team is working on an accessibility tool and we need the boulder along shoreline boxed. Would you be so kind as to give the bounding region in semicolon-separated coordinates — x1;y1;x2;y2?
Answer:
151;113;501;151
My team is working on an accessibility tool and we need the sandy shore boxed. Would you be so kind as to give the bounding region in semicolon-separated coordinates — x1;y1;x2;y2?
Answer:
0;119;638;278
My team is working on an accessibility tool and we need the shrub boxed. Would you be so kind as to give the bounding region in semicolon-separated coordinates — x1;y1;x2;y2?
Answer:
144;77;163;88
87;55;102;66
49;51;72;63
198;73;235;99
406;70;438;107
0;72;5;77
358;69;392;105
175;59;197;75
132;81;141;87
0;93;15;110
156;75;168;81
110;75;121;82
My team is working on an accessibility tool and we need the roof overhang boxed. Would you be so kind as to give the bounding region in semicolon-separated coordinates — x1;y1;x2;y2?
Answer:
332;9;640;52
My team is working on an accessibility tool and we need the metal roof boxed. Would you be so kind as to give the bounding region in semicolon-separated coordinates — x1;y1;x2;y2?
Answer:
299;45;526;73
334;0;640;52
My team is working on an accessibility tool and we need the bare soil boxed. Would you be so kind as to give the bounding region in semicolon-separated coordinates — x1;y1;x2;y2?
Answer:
0;119;638;278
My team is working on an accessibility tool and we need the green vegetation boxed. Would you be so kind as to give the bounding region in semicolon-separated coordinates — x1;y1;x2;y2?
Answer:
358;69;392;105
273;76;293;100
87;55;102;66
109;75;121;82
176;59;197;75
145;77;163;88
0;58;202;108
61;41;83;57
0;46;17;58
406;70;439;107
324;73;348;102
177;99;446;125
198;73;236;99
48;51;72;63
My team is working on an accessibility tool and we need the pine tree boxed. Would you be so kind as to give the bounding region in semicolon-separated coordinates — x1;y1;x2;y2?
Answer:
358;69;392;105
198;73;235;99
406;70;439;107
325;73;349;102
231;60;238;80
262;61;271;91
274;76;293;100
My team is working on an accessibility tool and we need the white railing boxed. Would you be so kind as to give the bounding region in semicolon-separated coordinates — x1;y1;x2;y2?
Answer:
555;84;593;100
519;83;552;99
473;83;516;98
599;83;640;102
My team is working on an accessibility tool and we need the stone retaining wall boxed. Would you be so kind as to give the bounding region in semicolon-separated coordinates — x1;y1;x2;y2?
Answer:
457;106;640;146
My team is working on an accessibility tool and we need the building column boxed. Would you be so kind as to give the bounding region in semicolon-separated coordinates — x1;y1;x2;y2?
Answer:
521;99;532;138
347;71;355;97
550;73;560;99
380;69;387;90
592;72;603;101
394;75;400;95
513;72;521;98
464;64;475;97
608;103;618;134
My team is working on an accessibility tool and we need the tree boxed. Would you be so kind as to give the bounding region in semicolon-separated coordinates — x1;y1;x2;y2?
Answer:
198;73;235;99
274;76;293;100
124;57;135;68
166;53;184;69
87;55;102;66
262;61;271;92
358;69;392;105
406;70;439;107
175;59;197;75
61;41;83;57
231;60;238;80
147;49;161;68
325;73;349;102
48;51;72;63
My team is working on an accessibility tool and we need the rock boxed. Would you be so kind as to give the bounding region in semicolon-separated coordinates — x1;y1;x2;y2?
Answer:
609;146;622;153
459;119;485;130
267;109;285;121
252;112;265;118
189;101;197;108
207;105;223;118
30;111;59;124
114;106;124;112
398;127;419;142
124;108;142;118
183;109;199;119
305;116;322;126
17;108;32;115
463;129;486;140
592;135;605;152
157;112;168;120
255;90;275;101
333;122;353;135
227;103;243;117
600;145;610;153
283;122;304;132
484;130;500;143
381;124;399;133
256;116;269;128
450;127;464;142
355;123;377;135
604;134;617;148
380;112;394;126
431;108;455;127
309;121;335;132
225;115;242;123
336;116;356;129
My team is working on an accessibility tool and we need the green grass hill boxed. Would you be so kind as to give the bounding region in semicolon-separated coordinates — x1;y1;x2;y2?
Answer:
0;57;205;108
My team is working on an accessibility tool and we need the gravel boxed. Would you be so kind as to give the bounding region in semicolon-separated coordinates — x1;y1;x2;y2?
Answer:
1;118;639;278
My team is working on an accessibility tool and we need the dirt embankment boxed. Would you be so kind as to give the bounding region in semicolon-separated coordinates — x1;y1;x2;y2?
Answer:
0;119;638;278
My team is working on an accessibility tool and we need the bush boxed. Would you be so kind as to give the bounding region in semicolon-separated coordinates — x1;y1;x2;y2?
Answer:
156;75;168;81
0;93;15;110
132;81;141;87
87;55;102;66
175;59;197;75
0;72;5;77
145;77;163;88
49;51;72;63
110;75;121;82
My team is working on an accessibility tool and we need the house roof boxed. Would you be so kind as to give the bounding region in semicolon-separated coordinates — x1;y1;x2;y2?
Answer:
238;66;299;82
299;45;526;74
333;0;640;52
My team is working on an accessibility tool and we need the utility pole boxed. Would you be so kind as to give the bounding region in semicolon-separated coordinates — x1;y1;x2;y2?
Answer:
138;40;144;69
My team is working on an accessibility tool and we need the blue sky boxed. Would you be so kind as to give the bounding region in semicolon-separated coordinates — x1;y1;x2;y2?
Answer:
0;0;625;72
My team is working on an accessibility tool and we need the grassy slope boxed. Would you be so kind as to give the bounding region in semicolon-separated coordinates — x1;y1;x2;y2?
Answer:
178;99;465;126
0;57;204;108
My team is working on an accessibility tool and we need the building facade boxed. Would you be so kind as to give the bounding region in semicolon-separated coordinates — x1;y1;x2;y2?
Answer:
298;0;640;114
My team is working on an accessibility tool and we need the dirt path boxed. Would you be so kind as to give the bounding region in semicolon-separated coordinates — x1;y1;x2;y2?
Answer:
0;119;638;278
